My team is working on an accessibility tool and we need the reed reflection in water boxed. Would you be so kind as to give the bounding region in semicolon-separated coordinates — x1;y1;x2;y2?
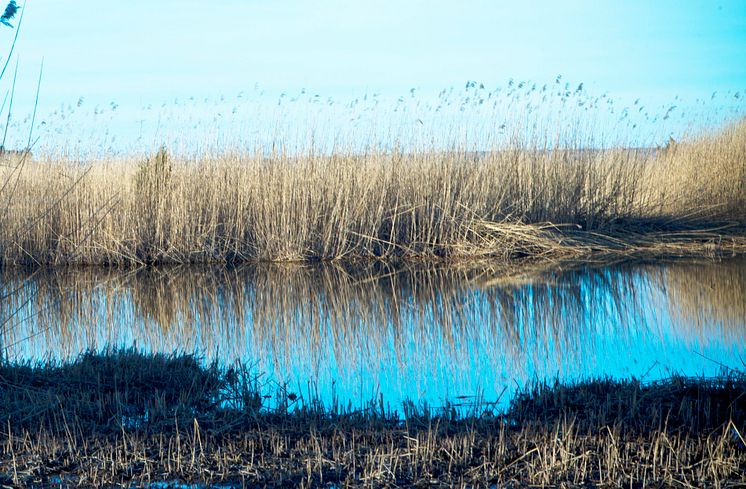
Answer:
2;259;745;407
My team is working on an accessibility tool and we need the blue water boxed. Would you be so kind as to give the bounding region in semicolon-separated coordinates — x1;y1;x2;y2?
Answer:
1;259;744;410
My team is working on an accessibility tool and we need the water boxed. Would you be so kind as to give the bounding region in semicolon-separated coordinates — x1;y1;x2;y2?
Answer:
1;258;744;410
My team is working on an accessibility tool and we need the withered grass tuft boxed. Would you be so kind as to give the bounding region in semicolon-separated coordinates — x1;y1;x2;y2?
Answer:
0;350;743;487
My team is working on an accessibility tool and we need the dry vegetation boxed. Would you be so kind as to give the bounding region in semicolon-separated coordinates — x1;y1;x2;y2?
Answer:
0;118;744;266
0;350;743;488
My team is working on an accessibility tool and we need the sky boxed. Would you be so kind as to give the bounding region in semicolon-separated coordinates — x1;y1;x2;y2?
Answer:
1;0;745;154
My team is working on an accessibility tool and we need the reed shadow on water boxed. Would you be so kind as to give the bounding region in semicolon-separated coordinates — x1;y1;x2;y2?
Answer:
2;258;745;411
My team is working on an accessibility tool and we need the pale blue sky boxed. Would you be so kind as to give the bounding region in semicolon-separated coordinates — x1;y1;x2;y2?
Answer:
2;0;745;154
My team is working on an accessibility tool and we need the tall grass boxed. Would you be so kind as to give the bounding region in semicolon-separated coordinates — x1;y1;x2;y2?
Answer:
0;118;745;266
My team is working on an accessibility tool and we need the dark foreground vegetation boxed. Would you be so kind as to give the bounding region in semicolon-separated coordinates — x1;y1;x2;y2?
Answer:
0;350;743;488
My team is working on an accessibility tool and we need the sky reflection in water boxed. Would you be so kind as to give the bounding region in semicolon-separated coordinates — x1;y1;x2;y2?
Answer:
2;259;744;409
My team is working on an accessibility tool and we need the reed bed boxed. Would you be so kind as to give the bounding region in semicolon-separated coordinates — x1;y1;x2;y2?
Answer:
0;350;743;488
0;118;744;266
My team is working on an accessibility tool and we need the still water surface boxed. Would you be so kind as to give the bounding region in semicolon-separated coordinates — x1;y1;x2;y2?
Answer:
2;259;744;409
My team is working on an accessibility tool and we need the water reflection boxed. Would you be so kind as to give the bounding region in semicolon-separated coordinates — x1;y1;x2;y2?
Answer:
2;259;745;407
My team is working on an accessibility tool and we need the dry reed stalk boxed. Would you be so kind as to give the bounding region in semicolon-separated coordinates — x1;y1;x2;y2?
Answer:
0;120;744;266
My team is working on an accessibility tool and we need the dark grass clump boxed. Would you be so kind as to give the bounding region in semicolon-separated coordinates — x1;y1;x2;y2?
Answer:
509;375;746;435
0;349;262;436
0;350;744;488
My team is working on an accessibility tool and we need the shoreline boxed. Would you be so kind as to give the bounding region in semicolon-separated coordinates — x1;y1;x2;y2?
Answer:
0;224;744;269
0;351;743;488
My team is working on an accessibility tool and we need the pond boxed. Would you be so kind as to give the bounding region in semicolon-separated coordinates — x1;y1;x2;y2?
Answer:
2;258;744;410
